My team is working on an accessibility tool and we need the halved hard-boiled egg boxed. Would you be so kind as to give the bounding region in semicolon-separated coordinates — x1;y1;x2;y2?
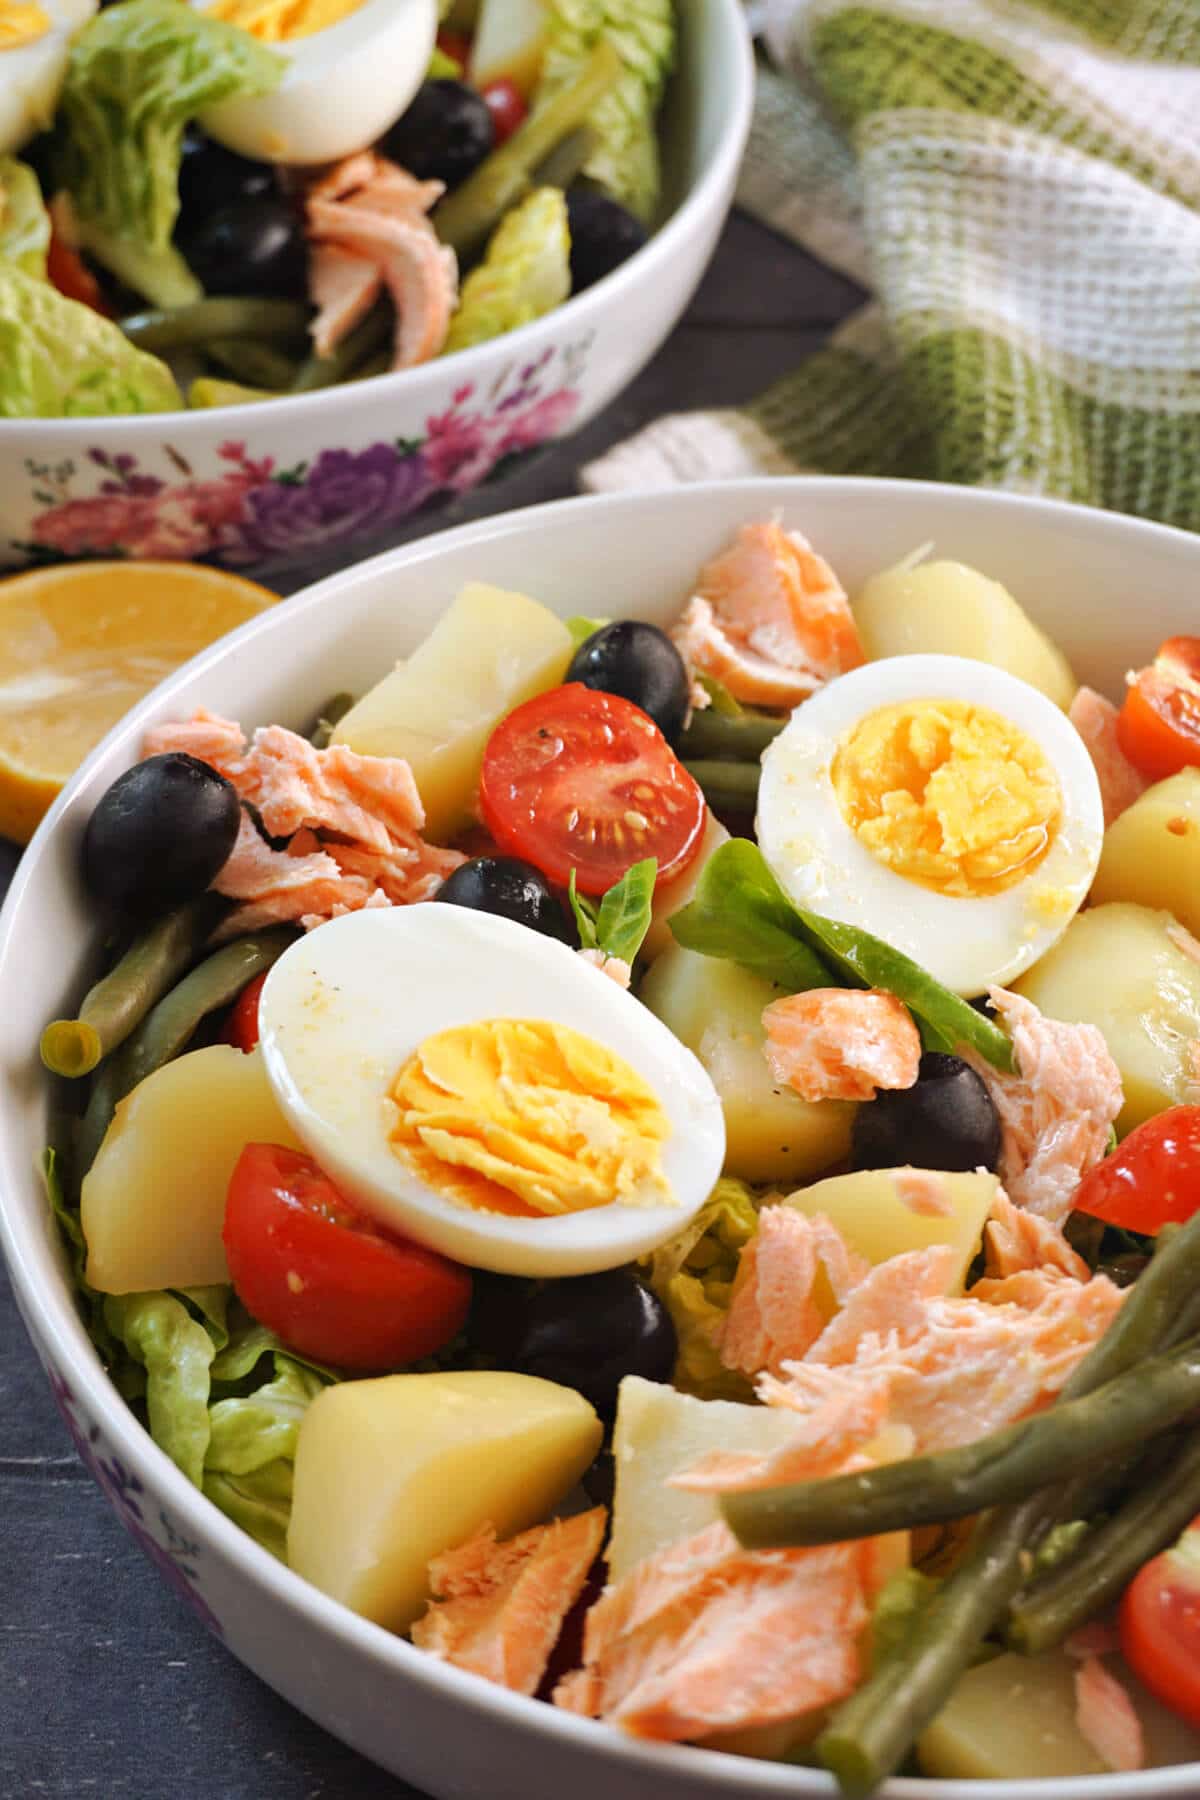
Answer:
257;904;726;1276
191;0;435;165
0;0;97;155
757;654;1104;997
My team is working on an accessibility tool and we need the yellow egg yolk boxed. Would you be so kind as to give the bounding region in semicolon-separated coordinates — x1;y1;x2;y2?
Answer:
831;698;1062;898
388;1019;675;1218
204;0;364;42
0;1;50;48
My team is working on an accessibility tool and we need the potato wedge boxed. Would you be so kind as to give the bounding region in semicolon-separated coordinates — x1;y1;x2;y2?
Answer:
1091;769;1200;936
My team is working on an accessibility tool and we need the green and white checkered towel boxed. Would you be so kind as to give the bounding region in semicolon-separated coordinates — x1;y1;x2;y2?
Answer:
582;0;1200;532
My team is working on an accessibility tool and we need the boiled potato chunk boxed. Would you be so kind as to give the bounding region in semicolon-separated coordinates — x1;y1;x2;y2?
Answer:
640;943;854;1184
853;560;1076;709
783;1168;997;1299
333;583;573;842
642;811;730;962
1014;901;1200;1135
81;1045;302;1294
609;1376;801;1579
918;1648;1200;1778
1092;769;1200;936
287;1370;601;1633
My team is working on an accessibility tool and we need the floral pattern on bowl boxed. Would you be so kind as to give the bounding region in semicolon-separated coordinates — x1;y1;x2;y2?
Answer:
16;344;587;574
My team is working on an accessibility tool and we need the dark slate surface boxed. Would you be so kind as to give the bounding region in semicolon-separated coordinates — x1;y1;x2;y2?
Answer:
1;213;863;1800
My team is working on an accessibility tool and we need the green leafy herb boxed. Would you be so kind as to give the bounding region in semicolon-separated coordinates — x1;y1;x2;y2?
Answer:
0;259;178;418
669;839;1016;1072
54;0;283;307
565;614;609;648
569;857;657;964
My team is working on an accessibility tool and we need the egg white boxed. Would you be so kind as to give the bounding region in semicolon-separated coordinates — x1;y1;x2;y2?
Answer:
191;0;436;165
756;653;1104;997
0;0;97;156
257;905;727;1277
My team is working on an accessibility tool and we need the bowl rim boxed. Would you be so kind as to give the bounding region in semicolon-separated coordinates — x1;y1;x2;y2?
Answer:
5;474;1200;1800
4;0;754;443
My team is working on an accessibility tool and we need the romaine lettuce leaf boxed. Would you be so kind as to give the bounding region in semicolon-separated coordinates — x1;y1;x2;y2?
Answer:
103;1291;218;1488
0;155;50;278
533;0;675;222
643;1177;762;1401
0;258;179;416
669;839;1016;1071
444;186;570;352
53;0;283;307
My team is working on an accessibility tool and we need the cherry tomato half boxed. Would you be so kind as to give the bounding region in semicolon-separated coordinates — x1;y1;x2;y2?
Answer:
1117;637;1200;780
1120;1514;1200;1729
223;1144;471;1370
481;78;528;144
220;971;268;1053
1071;1106;1200;1234
46;229;112;316
479;683;707;896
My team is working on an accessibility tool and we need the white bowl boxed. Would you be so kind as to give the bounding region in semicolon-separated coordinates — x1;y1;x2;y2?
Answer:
5;478;1200;1800
0;0;752;579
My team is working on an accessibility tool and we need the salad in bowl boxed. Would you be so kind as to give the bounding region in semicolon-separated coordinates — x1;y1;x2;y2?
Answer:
0;0;749;571
13;478;1200;1799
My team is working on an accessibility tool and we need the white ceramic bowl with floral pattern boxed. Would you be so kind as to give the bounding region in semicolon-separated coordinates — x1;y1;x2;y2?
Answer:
0;0;752;578
5;478;1200;1800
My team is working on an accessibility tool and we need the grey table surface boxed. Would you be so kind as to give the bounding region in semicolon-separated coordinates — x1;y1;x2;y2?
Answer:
0;211;864;1800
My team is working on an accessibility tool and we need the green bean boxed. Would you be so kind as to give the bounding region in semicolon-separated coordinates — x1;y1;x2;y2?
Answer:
433;40;623;259
812;1213;1200;1796
75;931;293;1179
678;709;786;763
120;298;311;355
308;693;355;750
290;301;392;393
40;896;228;1078
681;759;759;812
207;337;300;390
1009;1428;1200;1654
723;1337;1200;1551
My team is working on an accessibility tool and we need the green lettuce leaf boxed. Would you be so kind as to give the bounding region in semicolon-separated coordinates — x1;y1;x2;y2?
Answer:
565;614;610;647
533;0;676;222
670;839;1015;1071
53;0;283;307
643;1177;762;1401
0;156;50;278
102;1291;217;1488
569;857;657;963
444;186;570;352
0;258;179;417
203;1459;294;1563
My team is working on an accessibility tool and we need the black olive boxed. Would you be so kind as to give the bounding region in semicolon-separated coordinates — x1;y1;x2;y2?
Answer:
565;621;689;744
851;1051;1002;1174
82;753;241;915
379;81;494;190
435;855;574;942
566;190;648;294
472;1268;676;1422
179;195;307;298
177;128;277;234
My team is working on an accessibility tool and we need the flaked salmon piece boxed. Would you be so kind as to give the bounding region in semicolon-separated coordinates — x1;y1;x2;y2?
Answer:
141;708;246;775
1068;686;1148;827
1065;1618;1122;1659
1075;1655;1144;1772
307;150;382;203
961;988;1123;1224
309;243;381;359
410;1509;606;1697
232;727;426;851
892;1169;954;1217
554;1519;871;1742
983;1187;1089;1280
300;887;392;933
671;522;864;710
328;836;466;907
673;1367;896;1493
762;988;921;1104
308;151;444;216
576;949;633;989
311;206;457;369
211;812;378;936
718;1206;870;1381
804;1245;961;1368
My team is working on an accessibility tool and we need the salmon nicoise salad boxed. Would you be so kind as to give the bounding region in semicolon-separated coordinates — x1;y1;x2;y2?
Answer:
42;522;1200;1792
